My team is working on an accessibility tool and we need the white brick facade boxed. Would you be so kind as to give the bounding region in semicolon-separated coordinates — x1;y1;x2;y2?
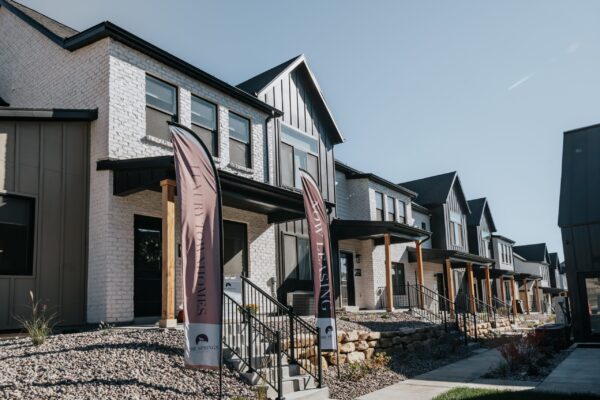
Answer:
0;8;280;323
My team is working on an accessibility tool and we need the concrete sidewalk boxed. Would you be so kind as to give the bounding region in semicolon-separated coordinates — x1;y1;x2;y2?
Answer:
358;348;536;400
536;347;600;395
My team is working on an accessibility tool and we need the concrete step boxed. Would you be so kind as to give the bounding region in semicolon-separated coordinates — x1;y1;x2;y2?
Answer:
266;374;317;398
283;387;330;400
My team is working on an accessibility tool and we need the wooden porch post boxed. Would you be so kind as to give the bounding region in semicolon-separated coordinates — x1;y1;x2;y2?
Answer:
445;258;455;314
415;240;425;307
466;262;476;313
484;266;493;308
159;179;177;329
499;277;506;304
510;276;517;320
384;234;393;312
523;278;530;314
535;280;542;313
509;276;517;319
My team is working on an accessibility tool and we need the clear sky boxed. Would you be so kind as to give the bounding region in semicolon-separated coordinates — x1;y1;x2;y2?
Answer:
23;0;600;259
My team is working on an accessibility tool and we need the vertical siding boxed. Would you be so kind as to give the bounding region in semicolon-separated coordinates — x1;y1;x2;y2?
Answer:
445;184;469;252
0;120;89;329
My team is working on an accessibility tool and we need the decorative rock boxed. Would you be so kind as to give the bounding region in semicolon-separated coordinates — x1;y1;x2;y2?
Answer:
346;351;366;364
298;346;317;359
358;331;370;341
337;331;347;342
311;355;328;371
367;340;378;348
344;330;359;342
367;332;381;340
339;342;355;354
355;340;369;351
364;348;375;359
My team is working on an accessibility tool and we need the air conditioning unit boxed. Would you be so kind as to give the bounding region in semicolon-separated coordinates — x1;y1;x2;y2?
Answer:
287;291;314;316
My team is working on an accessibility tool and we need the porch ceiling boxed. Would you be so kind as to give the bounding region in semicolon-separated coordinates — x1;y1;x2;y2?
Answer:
96;155;331;223
407;247;495;267
331;219;430;244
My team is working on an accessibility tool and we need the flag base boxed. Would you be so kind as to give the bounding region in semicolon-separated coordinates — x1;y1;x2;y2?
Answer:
159;318;177;328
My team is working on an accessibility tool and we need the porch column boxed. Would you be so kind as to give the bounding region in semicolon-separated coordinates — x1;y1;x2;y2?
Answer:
499;277;506;303
484;266;493;308
415;240;425;308
466;262;476;313
384;234;393;312
535;280;542;313
445;258;455;314
523;278;530;314
159;179;177;329
509;276;517;319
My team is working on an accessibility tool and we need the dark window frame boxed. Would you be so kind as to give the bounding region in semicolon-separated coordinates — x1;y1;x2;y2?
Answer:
190;94;219;157
386;196;396;222
392;262;406;295
145;74;179;142
375;191;384;221
282;233;312;282
398;200;407;224
0;193;36;277
228;111;252;169
279;121;320;189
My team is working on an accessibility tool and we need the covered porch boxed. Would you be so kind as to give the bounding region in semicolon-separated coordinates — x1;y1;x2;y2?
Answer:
97;155;318;327
514;272;543;315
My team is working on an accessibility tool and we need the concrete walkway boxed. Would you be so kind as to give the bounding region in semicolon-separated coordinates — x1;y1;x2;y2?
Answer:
537;347;600;395
358;348;536;400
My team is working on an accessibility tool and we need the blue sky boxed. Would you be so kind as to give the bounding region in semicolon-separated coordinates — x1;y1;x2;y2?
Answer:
24;0;600;258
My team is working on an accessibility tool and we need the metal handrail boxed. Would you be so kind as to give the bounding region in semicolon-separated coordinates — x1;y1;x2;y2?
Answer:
240;276;322;388
492;296;514;324
223;292;283;398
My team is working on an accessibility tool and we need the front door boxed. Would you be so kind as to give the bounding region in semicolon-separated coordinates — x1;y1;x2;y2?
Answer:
339;252;355;307
134;215;162;318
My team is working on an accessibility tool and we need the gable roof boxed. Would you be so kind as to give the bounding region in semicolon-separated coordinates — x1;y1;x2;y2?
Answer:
0;0;282;117
466;198;497;232
237;54;343;144
513;243;549;264
549;252;560;269
400;171;471;213
335;160;417;199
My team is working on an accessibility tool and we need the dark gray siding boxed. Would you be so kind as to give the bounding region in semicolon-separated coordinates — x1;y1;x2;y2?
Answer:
0;121;89;329
442;184;469;252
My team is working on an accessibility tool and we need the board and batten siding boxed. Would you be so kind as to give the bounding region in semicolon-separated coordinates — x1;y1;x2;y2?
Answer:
443;184;469;252
0;120;89;329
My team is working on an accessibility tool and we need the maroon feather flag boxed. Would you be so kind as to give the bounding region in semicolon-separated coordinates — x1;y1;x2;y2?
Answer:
170;122;223;370
300;169;338;351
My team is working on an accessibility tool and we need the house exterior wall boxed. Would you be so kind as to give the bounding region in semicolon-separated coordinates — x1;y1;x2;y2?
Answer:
491;236;514;272
0;8;280;323
412;208;432;249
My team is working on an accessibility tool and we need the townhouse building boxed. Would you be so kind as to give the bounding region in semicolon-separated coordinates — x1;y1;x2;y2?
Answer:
0;0;343;329
513;244;552;314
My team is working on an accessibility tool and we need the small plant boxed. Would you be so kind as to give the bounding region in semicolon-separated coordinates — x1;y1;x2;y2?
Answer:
369;352;391;368
15;291;56;346
245;304;259;315
97;321;115;335
253;385;268;400
345;361;369;380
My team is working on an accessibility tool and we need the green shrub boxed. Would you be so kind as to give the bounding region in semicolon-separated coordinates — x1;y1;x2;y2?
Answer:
15;291;56;346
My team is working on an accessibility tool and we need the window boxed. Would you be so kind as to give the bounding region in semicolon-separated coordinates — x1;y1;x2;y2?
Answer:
392;263;406;295
280;123;319;189
0;195;35;276
481;229;491;258
386;197;396;222
398;200;406;224
191;96;218;156
283;235;312;281
375;192;384;221
229;112;251;167
450;211;463;246
421;222;427;230
508;247;512;264
145;75;177;141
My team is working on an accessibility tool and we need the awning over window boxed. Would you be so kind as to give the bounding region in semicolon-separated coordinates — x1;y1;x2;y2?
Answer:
96;155;332;224
331;219;430;244
407;247;495;267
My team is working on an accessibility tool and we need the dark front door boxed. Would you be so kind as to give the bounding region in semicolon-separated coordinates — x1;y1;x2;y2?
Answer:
224;220;248;278
339;252;355;307
134;215;162;318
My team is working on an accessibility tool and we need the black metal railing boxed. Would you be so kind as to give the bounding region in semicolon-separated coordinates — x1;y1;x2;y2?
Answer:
455;292;495;325
241;276;322;389
223;292;283;398
493;296;514;324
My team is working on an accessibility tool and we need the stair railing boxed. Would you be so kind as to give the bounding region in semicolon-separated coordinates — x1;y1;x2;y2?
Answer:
492;296;514;324
223;292;283;399
240;276;322;388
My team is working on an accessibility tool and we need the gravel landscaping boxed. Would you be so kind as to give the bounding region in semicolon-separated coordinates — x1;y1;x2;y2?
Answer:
324;332;472;400
308;310;435;332
0;328;253;400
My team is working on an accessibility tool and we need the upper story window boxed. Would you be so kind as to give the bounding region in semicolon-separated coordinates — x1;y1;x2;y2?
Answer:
146;75;177;141
449;211;463;247
386;197;396;222
500;244;506;263
398;200;407;224
280;123;319;189
229;112;251;168
507;246;512;264
375;192;384;221
191;96;218;156
481;229;491;258
421;222;427;230
0;195;35;276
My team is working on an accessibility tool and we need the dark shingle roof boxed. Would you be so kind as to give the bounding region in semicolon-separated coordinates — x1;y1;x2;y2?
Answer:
400;172;470;213
335;160;417;198
237;55;302;95
3;0;78;39
466;198;497;232
513;243;549;263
